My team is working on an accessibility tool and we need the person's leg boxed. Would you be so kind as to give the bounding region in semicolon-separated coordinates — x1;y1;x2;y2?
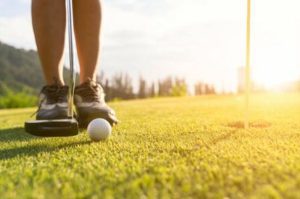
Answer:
31;0;69;121
72;0;117;126
73;0;102;83
32;0;66;85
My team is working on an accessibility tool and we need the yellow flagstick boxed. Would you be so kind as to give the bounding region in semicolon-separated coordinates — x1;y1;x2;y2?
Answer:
245;0;251;129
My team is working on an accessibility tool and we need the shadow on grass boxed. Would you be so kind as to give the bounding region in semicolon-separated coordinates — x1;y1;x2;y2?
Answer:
0;127;38;142
0;140;91;160
0;127;91;160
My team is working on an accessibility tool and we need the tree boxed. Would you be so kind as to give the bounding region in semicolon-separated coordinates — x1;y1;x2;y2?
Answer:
158;76;172;96
97;70;105;86
111;72;135;100
103;79;112;101
195;82;204;95
149;82;156;97
138;76;147;98
195;82;216;95
171;77;187;96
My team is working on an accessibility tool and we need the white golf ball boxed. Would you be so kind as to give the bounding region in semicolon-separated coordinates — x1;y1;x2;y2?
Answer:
87;119;112;141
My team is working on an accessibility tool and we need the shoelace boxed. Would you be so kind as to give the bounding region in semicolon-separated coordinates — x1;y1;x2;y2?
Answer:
82;84;102;102
31;86;67;117
77;79;104;103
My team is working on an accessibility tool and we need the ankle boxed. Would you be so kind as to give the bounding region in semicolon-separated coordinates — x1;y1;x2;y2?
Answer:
46;77;65;86
80;76;97;84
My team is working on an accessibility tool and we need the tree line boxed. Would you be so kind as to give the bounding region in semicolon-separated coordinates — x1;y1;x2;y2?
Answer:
97;72;216;101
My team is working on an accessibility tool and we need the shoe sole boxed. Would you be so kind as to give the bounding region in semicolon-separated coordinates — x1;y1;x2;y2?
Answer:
77;112;116;128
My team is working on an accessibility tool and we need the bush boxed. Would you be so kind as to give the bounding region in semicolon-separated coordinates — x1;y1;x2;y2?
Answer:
170;84;187;97
0;88;37;109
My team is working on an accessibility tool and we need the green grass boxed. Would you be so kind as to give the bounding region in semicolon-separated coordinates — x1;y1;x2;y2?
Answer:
0;94;300;198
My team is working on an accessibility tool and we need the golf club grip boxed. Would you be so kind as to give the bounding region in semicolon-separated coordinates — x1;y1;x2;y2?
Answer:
67;0;75;118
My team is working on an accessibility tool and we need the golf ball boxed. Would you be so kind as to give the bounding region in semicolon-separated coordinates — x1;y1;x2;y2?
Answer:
87;119;112;141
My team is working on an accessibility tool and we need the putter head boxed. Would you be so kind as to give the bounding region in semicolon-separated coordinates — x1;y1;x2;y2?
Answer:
25;118;79;137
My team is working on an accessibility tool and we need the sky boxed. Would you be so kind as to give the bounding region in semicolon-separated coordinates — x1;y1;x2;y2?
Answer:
0;0;300;93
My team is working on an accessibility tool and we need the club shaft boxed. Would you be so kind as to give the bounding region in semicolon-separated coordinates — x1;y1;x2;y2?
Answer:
67;0;75;118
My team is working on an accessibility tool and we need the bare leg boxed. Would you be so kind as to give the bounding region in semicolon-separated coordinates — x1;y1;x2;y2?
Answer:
32;0;66;85
73;0;102;83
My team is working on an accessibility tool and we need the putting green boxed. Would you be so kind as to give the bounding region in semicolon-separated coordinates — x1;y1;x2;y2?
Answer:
0;94;299;198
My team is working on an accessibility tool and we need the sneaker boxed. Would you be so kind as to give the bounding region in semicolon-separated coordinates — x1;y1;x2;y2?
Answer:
74;80;118;128
36;85;69;120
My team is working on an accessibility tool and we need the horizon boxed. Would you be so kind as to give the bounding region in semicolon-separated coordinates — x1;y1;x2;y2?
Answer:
1;0;300;93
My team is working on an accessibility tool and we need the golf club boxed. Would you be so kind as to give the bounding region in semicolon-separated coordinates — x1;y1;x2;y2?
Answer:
24;0;79;137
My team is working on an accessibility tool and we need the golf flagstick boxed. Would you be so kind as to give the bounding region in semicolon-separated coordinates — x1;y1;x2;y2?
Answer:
245;0;251;129
67;0;76;118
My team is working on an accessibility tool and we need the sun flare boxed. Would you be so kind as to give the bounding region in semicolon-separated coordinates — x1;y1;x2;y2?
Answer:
252;67;300;91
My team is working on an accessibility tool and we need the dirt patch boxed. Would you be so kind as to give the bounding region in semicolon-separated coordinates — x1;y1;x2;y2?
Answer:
227;121;271;129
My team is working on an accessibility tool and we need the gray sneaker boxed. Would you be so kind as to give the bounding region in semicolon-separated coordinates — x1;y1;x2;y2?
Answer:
36;85;69;120
74;80;118;128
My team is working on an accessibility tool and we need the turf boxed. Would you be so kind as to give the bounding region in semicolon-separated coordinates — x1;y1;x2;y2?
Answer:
0;94;300;198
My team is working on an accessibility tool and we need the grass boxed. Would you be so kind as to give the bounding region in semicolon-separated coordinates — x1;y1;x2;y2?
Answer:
0;94;300;198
